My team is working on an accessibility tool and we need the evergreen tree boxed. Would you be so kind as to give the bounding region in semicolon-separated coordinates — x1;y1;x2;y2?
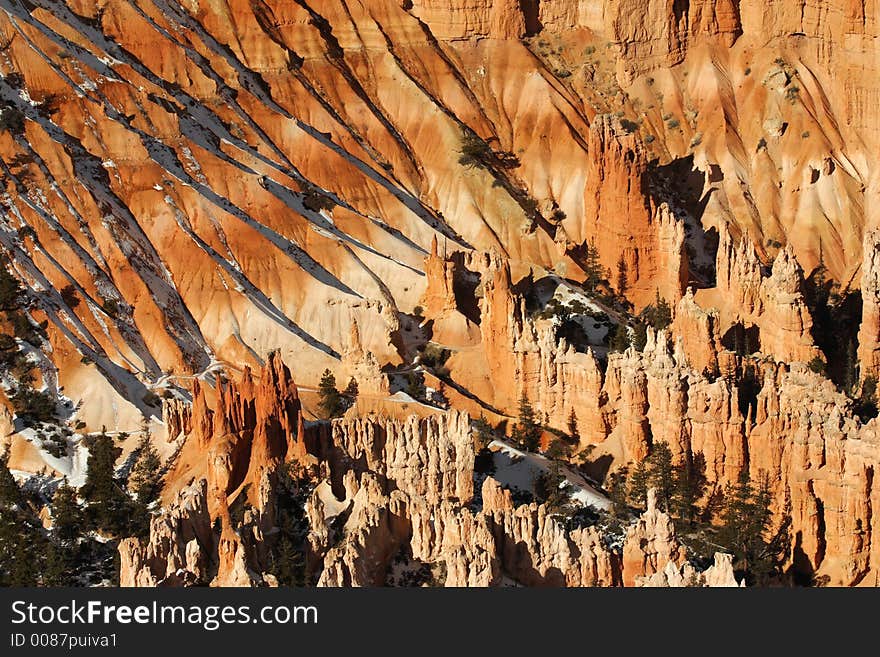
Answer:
853;376;879;422
271;531;304;586
608;322;630;353
267;462;313;587
8;532;37;586
670;452;706;526
640;290;673;332
583;239;606;292
616;256;629;297
534;461;574;516
511;392;541;452
717;470;753;549
344;377;359;399
473;415;497;474
715;469;785;584
0;450;21;507
607;466;630;518
51;480;82;544
81;432;120;502
545;437;571;460
842;339;857;394
0;506;45;586
80;432;129;534
632;321;648;352
646;441;675;510
317;369;342;419
566;408;579;445
474;446;496;475
405;371;426;400
128;432;162;505
653;290;672;331
473;414;496;449
627;458;649;508
42;540;72;586
0;260;22;311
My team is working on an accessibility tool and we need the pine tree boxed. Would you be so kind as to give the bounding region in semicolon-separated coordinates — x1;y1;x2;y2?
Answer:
0;507;43;586
670;453;706;526
473;414;495;450
270;531;304;586
317;369;342;419
0;260;22;311
344;377;359;399
473;415;497;474
583;239;606;292
632;321;648;352
608;322;630;352
627;458;649;508
80;432;128;534
511;392;541;452
128;432;162;505
8;532;36;586
566;408;579;445
607;467;630;518
51;480;82;544
0;450;21;508
43;540;72;586
854;376;879;421
715;468;786;583
616;256;629;297
405;371;425;400
81;432;120;502
646;441;675;510
843;339;857;394
652;290;672;331
535;461;573;516
745;472;787;584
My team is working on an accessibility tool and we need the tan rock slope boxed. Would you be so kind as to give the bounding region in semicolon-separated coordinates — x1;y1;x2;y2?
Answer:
0;0;878;587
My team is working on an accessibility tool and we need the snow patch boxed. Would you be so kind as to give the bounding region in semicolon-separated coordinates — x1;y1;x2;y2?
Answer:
489;440;611;511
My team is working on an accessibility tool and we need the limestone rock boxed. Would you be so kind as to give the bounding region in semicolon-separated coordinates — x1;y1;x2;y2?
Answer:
858;229;880;379
622;489;686;586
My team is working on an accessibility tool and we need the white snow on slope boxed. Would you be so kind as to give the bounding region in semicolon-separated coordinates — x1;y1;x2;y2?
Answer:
489;440;611;511
16;427;90;488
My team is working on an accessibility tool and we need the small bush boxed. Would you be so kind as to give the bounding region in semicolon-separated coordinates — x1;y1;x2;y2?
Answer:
419;343;450;368
59;285;79;309
620;118;639;134
458;130;493;169
9;311;42;346
101;298;120;318
11;386;56;424
302;189;335;213
808;356;827;375
0;265;22;311
0;106;25;134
